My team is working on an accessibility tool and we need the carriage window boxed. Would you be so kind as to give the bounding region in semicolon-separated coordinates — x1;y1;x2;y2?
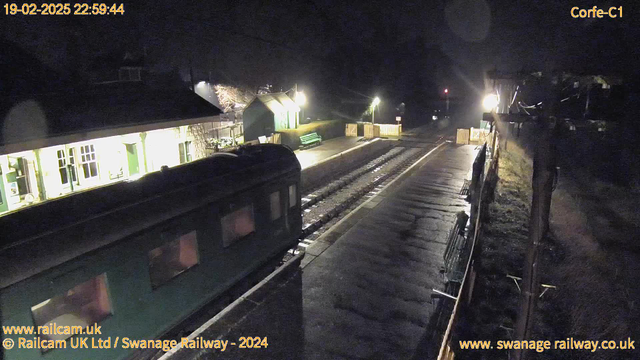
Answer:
288;184;297;208
31;274;111;343
222;204;255;247
270;191;281;221
149;231;199;288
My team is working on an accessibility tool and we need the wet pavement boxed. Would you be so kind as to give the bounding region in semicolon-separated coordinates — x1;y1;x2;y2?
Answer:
301;144;476;359
164;141;477;360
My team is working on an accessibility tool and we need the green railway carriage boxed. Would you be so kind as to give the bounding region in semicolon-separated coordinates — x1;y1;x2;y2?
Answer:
0;144;302;360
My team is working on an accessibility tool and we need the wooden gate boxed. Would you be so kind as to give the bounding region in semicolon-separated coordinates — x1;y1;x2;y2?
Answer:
345;123;357;137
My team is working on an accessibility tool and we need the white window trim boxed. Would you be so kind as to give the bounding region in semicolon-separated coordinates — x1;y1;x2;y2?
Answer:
79;144;99;181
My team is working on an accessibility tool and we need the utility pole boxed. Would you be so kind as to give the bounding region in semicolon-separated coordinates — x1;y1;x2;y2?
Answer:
512;75;557;360
486;70;617;360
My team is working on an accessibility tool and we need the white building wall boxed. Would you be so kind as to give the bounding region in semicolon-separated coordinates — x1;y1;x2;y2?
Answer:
145;128;181;172
0;122;211;216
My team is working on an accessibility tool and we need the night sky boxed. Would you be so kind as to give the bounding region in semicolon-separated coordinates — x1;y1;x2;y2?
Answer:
1;0;637;122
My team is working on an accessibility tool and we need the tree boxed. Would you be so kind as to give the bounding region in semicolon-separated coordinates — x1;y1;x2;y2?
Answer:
214;84;254;113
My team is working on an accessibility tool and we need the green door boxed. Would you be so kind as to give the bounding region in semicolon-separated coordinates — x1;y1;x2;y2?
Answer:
126;144;139;176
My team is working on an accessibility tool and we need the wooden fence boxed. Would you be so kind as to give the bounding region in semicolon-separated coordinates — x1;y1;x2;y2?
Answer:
356;123;402;138
364;124;380;138
377;124;402;136
456;128;495;145
345;123;358;137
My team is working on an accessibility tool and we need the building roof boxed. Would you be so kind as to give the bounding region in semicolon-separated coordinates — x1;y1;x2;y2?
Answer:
248;92;300;114
0;82;221;151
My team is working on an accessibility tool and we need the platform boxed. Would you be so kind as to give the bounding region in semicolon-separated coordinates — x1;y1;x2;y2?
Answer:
294;136;373;170
162;143;478;360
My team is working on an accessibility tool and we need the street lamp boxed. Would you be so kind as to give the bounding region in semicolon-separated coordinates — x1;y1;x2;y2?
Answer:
371;96;381;124
295;90;306;126
482;94;499;112
295;91;306;106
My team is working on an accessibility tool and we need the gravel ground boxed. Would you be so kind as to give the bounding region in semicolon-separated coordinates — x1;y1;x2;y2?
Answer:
300;146;405;209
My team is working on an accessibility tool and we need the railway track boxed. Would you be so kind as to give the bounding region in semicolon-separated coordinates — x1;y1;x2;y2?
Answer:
296;135;447;250
300;146;405;211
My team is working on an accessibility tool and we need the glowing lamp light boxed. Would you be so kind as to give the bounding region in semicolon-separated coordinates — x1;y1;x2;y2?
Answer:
482;94;499;111
444;88;449;94
372;97;381;107
295;91;307;106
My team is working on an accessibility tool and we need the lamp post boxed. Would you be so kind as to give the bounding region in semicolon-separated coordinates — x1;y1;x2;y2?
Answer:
444;88;449;115
371;96;381;125
295;89;306;127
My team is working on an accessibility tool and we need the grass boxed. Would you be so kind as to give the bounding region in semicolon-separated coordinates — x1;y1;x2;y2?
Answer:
451;144;533;359
534;155;640;360
452;136;640;360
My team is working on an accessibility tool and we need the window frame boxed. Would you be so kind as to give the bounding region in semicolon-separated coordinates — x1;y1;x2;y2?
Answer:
148;230;200;289
288;183;298;209
30;273;112;348
56;148;78;186
221;203;256;248
269;190;282;222
57;149;69;185
79;144;99;180
179;141;193;164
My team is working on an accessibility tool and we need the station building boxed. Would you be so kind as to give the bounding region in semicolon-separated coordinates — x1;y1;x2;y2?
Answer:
242;92;300;142
0;82;222;216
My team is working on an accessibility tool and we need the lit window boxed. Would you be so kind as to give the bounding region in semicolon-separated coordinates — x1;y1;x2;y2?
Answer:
270;191;281;221
57;149;79;185
57;150;68;184
80;145;98;179
288;184;297;208
149;231;199;288
222;204;255;247
179;141;192;164
31;274;111;342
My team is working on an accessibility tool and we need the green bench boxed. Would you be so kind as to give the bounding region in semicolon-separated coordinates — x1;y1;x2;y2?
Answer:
299;132;322;148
